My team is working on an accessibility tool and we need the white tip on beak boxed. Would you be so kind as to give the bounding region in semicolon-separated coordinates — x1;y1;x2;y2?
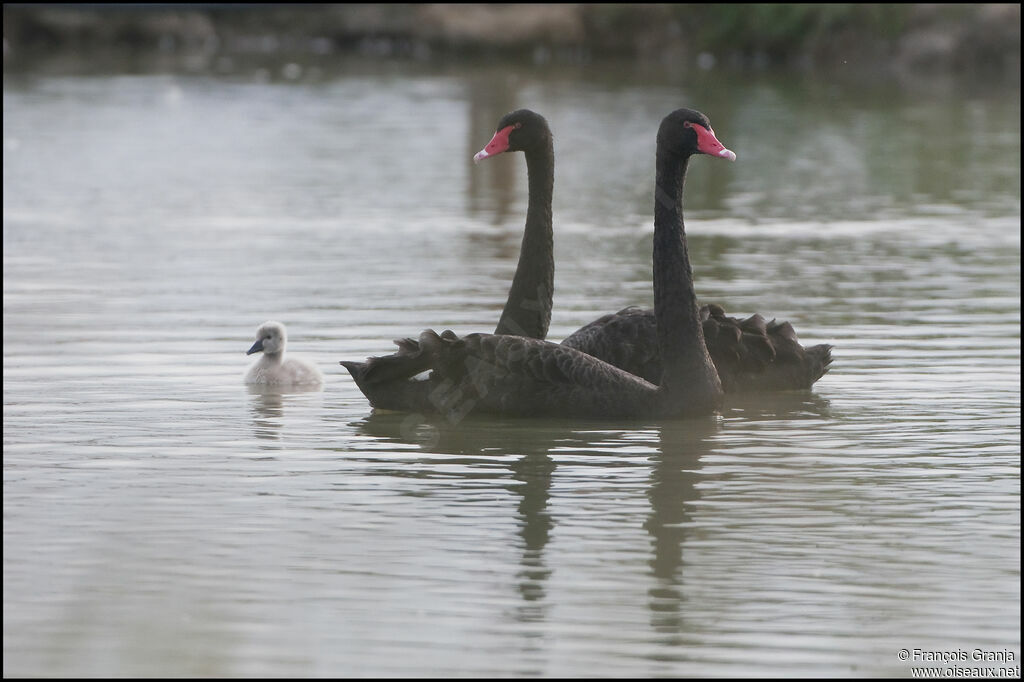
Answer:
473;148;490;164
719;148;737;161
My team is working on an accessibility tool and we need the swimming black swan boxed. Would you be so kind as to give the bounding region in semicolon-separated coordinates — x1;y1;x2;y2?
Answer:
473;109;832;392
341;108;727;420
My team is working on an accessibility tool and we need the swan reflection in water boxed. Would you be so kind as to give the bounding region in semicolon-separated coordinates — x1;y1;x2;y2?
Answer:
246;383;324;443
351;391;831;635
350;412;713;631
722;391;834;421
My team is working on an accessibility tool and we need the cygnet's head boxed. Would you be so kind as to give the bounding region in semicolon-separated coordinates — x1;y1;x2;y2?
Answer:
247;320;287;356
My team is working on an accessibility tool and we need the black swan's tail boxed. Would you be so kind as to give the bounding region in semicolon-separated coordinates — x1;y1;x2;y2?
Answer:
340;333;448;411
562;303;833;393
702;304;832;392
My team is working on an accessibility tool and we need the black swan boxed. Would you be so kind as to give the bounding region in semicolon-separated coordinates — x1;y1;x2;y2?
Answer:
473;109;832;392
341;108;726;420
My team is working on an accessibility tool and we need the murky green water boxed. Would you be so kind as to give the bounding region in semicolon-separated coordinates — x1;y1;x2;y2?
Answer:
4;55;1020;677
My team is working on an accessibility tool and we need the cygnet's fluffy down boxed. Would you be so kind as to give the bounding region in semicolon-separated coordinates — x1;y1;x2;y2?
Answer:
244;320;323;387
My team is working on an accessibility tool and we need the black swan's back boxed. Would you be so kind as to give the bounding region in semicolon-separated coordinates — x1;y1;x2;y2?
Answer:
560;306;661;383
562;304;832;393
343;330;660;420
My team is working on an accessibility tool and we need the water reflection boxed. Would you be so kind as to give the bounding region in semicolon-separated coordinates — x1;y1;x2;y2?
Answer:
353;412;729;641
645;419;716;636
465;69;521;224
509;449;556;614
351;399;873;664
722;391;834;421
246;383;323;442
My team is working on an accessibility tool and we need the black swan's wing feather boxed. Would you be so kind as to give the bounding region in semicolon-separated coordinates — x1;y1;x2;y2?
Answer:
343;330;658;420
560;306;661;383
562;304;832;392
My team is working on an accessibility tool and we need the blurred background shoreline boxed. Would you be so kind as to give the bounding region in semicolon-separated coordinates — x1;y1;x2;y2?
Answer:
4;3;1020;83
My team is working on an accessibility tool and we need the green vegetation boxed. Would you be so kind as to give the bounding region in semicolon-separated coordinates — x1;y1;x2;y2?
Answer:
2;3;1019;78
679;3;911;55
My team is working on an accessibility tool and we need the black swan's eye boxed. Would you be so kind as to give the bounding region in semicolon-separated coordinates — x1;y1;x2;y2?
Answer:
514;122;522;129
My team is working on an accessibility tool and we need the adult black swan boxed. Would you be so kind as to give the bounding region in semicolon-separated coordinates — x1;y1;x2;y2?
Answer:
341;108;727;420
473;109;832;393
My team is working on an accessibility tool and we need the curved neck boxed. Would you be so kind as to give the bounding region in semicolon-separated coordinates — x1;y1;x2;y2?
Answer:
260;351;284;366
493;142;554;339
653;149;722;411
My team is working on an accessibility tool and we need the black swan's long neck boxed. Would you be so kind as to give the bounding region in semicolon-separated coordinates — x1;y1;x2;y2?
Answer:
653;149;722;410
494;142;554;339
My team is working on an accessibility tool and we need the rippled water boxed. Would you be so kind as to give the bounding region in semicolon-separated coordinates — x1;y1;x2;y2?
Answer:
4;57;1020;677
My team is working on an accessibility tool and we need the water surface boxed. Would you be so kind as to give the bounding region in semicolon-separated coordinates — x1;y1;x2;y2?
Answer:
3;57;1020;677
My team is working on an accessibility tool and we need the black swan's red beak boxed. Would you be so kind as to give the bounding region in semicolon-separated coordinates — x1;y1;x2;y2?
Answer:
689;122;737;161
473;124;516;163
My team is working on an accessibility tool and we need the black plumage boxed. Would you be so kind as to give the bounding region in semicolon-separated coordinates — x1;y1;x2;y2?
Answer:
562;304;833;392
342;108;732;420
